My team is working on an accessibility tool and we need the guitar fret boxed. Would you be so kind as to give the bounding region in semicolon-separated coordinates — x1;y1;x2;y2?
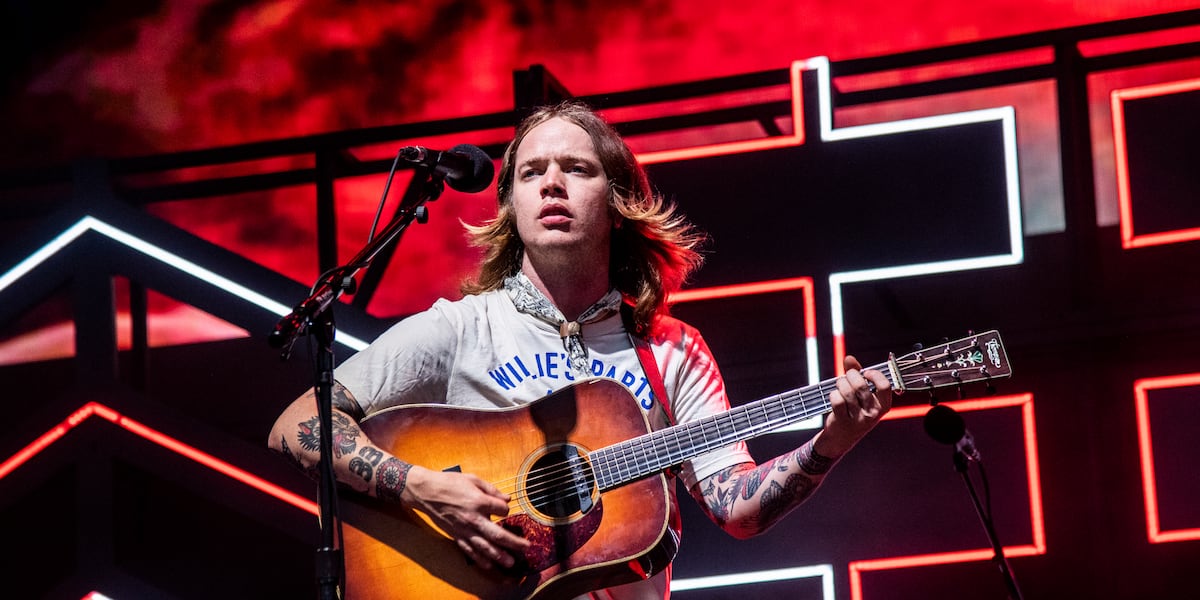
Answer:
590;352;988;491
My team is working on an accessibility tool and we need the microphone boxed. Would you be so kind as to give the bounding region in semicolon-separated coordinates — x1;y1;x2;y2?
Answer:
923;404;983;462
399;143;495;193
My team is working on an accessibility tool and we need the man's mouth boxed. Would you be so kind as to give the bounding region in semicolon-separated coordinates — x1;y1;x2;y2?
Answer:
538;203;572;224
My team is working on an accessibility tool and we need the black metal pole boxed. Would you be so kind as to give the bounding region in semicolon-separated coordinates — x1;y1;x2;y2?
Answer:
311;307;343;600
954;452;1025;600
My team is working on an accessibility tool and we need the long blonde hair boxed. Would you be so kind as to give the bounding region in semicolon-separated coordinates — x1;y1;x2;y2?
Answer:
462;101;705;335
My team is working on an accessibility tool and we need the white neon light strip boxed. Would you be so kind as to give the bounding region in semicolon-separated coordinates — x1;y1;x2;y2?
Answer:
804;56;1025;337
673;563;834;598
0;216;370;351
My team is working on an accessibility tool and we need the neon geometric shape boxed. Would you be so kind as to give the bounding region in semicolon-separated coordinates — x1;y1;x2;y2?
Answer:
669;276;821;432
1111;77;1200;249
673;563;833;599
1133;372;1200;543
633;57;1024;376
0;401;317;516
848;393;1045;600
0;215;369;351
670;276;817;383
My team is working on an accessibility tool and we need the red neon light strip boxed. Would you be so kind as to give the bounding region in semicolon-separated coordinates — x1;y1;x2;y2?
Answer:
1111;78;1200;250
636;59;811;166
669;277;819;385
1133;373;1200;544
669;276;816;334
850;393;1044;600
833;333;846;376
0;402;318;515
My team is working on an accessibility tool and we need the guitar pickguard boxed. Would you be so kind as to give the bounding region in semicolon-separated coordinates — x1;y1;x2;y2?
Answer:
501;500;604;575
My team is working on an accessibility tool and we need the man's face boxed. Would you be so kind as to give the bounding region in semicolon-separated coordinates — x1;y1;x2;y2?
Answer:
510;117;614;262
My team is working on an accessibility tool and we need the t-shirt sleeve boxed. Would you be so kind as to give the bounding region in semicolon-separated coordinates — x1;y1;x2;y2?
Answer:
664;323;755;489
333;299;460;416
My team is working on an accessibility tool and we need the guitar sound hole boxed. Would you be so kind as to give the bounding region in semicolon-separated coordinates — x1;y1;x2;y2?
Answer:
525;444;596;520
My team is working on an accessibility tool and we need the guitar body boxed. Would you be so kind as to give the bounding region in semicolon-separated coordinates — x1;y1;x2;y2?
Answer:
342;379;675;600
336;330;1015;599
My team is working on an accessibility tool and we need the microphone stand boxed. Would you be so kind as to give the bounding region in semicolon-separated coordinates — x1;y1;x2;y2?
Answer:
270;161;447;600
952;439;1025;600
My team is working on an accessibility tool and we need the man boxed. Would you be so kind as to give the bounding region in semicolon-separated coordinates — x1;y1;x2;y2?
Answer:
268;101;892;599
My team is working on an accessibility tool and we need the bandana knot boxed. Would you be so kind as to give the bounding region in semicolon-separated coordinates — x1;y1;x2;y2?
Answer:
504;272;621;375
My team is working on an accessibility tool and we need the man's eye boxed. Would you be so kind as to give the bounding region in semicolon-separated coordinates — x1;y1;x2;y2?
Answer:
520;169;540;179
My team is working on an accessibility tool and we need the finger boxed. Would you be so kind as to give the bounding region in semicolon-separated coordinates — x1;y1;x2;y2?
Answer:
457;537;495;570
471;475;512;501
482;517;532;551
843;354;864;374
472;532;520;570
861;369;892;408
835;377;860;419
841;370;871;403
466;475;515;517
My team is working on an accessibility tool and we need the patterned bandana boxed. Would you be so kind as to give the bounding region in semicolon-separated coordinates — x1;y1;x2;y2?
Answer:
504;271;623;375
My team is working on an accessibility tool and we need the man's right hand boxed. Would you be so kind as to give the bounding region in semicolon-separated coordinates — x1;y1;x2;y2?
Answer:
403;466;532;571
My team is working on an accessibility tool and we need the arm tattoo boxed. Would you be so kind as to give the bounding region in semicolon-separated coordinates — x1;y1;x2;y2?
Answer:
757;473;816;527
331;382;365;420
348;446;385;483
697;465;741;525
694;440;838;536
740;457;779;500
796;439;836;475
278;437;320;479
374;458;411;502
296;411;360;459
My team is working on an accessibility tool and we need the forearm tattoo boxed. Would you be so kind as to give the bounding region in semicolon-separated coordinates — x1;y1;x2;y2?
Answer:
697;465;742;525
796;439;836;475
695;439;838;535
755;473;816;528
374;458;411;502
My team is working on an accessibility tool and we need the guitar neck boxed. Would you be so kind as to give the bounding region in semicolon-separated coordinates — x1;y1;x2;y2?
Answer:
588;360;893;491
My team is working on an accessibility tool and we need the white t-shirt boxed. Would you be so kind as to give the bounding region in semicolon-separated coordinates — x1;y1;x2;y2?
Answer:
335;289;753;599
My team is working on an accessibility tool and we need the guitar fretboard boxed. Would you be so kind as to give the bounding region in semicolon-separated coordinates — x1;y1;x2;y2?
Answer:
588;361;891;490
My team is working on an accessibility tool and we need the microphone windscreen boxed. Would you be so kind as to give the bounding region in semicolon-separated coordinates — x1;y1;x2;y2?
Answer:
923;404;966;445
447;144;495;193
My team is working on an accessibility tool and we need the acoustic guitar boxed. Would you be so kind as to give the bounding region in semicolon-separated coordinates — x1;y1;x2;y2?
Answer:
340;330;1012;599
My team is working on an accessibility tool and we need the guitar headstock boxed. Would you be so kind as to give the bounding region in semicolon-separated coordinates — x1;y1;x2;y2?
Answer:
888;330;1011;394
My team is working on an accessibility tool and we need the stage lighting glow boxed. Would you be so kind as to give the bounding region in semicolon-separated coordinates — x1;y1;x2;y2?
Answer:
670;277;821;432
806;56;1025;372
1111;78;1200;249
0;401;318;515
0;216;370;351
672;563;833;598
1134;372;1200;544
850;393;1045;600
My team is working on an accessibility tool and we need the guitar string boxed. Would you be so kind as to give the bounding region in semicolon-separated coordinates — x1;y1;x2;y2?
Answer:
487;351;995;510
490;378;845;508
493;382;838;510
491;359;988;510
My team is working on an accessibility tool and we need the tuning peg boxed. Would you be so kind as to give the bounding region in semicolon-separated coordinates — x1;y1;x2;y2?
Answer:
912;342;924;351
985;383;997;396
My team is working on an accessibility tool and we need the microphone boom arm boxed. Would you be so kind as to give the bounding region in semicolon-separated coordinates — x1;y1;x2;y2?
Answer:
268;166;445;356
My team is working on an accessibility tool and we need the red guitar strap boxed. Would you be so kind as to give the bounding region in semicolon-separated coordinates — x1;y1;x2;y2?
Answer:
621;303;676;427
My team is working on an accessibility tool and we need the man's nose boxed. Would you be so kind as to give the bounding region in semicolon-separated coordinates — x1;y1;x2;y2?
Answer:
541;166;566;197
